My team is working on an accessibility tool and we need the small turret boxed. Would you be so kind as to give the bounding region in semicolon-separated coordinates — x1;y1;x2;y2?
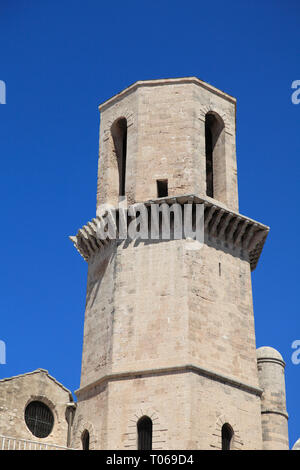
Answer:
257;346;289;449
292;438;300;450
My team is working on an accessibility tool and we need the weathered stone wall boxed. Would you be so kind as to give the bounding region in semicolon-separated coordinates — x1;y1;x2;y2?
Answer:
189;372;262;449
74;370;262;450
187;235;259;386
80;231;259;386
97;78;238;212
71;382;108;450
79;242;116;389
105;373;191;450
0;370;72;447
79;237;190;389
75;231;262;449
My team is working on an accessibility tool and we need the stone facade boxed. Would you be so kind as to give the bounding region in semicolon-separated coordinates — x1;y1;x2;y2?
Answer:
96;78;239;211
0;369;73;449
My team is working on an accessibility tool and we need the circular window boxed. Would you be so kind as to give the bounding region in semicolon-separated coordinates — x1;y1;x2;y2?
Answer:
25;401;54;438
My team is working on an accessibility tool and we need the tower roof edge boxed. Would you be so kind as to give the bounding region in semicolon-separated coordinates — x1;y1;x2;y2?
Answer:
98;76;236;111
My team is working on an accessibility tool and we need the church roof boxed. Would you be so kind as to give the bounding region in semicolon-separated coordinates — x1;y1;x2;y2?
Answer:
0;368;74;401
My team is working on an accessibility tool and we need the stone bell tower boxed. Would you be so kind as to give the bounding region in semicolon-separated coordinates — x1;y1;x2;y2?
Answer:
69;78;280;450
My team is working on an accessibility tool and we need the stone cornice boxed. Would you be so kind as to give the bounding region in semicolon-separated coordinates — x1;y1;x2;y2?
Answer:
70;194;269;271
261;409;289;420
257;356;286;368
75;364;262;400
98;77;236;112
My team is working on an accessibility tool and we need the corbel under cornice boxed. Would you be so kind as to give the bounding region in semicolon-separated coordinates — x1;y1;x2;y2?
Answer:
69;195;269;271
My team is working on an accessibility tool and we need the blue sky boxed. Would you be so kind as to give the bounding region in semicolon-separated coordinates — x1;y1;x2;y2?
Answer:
0;0;299;448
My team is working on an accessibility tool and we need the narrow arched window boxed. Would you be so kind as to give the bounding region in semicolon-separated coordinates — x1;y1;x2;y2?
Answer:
205;114;214;197
82;430;90;450
221;423;233;450
111;117;127;198
205;112;225;199
137;416;152;450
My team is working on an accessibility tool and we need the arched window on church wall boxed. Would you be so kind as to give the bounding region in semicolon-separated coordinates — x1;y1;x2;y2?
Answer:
81;430;90;450
221;423;234;450
137;416;152;450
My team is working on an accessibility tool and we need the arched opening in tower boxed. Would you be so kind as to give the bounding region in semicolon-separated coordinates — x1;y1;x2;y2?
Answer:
111;117;127;197
81;430;90;450
205;112;225;199
137;416;152;450
221;423;234;450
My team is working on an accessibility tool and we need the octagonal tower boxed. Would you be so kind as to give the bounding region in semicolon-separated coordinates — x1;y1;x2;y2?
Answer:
70;78;272;450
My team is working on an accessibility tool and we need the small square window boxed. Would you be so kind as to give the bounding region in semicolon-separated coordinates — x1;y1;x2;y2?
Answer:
157;179;168;198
